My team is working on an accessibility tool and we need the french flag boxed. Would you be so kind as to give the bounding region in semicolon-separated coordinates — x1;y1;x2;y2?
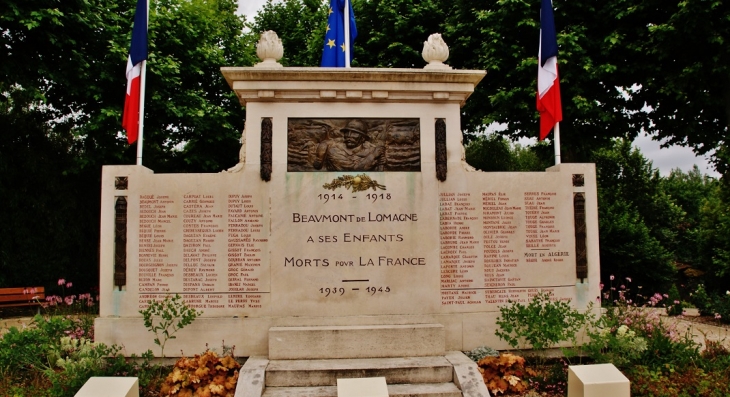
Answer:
536;0;562;141
122;0;148;144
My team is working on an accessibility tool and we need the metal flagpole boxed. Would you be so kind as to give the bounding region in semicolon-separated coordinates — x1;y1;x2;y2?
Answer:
553;122;561;165
136;60;147;165
136;0;149;166
344;0;350;68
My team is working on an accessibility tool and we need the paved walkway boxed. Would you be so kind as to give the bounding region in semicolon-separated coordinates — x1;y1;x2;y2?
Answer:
653;308;730;349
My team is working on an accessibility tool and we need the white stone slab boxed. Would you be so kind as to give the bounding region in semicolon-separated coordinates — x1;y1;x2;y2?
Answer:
269;324;445;360
75;377;138;397
568;364;629;397
235;357;269;397
444;351;491;397
337;377;389;397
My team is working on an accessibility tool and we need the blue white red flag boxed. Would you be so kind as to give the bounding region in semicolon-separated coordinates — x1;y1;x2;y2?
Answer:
321;0;357;67
536;0;562;140
122;0;148;144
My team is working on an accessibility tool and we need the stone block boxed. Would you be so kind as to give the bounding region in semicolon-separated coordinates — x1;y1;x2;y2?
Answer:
444;351;491;397
266;356;453;387
268;324;445;360
75;377;138;397
568;364;629;397
235;357;269;397
337;377;388;397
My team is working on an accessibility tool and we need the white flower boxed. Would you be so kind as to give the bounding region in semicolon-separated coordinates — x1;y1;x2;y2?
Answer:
617;325;628;337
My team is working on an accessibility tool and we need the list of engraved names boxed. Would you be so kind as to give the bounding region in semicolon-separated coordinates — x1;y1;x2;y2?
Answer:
136;193;266;311
440;190;569;306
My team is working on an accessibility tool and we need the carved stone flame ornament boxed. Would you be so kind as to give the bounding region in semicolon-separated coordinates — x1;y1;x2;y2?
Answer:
255;30;284;68
573;193;588;281
422;33;451;70
114;196;128;289
261;118;273;181
435;119;447;181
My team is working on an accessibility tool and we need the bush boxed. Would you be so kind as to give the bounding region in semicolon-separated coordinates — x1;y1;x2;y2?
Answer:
464;346;500;362
690;284;714;316
591;280;701;370
0;315;161;397
476;353;535;395
495;291;587;355
160;350;240;397
666;285;684;316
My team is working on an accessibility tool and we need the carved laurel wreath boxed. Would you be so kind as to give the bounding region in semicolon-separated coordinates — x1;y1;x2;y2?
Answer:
323;174;386;192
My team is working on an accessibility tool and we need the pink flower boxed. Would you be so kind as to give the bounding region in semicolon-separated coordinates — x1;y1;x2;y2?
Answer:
600;283;604;289
58;278;66;286
610;275;615;281
715;313;722;320
64;296;75;305
626;277;632;282
674;300;680;304
66;282;72;288
620;285;626;289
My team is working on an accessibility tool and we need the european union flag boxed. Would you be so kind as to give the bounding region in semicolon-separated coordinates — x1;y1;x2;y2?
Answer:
321;0;357;67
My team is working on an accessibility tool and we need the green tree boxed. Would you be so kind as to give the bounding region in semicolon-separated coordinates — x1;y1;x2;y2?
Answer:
592;140;678;290
661;166;718;268
250;0;327;67
628;0;730;168
465;134;551;172
353;0;447;68
0;0;254;289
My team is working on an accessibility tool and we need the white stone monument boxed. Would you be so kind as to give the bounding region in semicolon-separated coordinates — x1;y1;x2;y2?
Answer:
95;55;600;359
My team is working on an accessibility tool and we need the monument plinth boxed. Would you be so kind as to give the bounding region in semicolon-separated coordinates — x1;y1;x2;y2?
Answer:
96;66;600;357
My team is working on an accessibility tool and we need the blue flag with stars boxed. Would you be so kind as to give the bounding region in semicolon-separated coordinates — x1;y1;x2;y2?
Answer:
321;0;357;67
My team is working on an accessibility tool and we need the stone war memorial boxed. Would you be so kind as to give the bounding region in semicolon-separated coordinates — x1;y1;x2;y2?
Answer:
96;32;600;396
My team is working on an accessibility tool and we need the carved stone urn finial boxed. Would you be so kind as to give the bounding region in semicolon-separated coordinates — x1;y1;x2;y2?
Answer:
422;33;451;70
255;30;284;68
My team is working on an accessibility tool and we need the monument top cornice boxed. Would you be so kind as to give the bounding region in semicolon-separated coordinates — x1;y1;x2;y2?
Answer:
220;67;486;106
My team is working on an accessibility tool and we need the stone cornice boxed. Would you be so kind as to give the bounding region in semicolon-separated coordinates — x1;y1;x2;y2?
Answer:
220;67;486;107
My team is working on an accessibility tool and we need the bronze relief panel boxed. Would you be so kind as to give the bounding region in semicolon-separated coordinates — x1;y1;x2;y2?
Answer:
287;118;421;172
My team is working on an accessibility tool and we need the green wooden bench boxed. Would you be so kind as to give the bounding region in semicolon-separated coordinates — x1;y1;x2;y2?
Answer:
0;287;46;309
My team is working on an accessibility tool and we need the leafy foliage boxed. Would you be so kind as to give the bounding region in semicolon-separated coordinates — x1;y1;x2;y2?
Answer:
494;291;587;355
0;0;252;290
592;140;677;290
250;0;327;67
464;345;500;363
160;350;240;397
140;294;202;357
465;134;551;172
476;353;535;395
665;285;684;316
0;315;160;397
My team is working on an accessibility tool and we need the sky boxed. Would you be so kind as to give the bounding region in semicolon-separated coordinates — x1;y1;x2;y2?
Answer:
236;0;719;178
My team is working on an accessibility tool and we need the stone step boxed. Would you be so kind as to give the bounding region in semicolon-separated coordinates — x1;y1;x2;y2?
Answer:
261;383;462;397
265;356;454;387
268;324;445;360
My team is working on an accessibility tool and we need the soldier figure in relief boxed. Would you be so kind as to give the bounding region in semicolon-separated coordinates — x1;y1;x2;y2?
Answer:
313;120;385;171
